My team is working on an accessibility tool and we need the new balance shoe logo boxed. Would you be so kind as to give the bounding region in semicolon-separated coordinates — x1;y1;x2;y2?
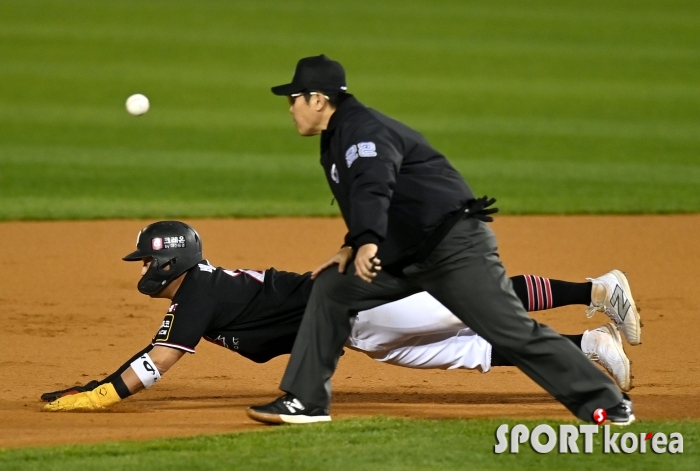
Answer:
283;398;306;414
610;286;631;321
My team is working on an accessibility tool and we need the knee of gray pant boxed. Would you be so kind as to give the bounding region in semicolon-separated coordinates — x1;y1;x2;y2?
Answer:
312;267;349;292
307;268;360;313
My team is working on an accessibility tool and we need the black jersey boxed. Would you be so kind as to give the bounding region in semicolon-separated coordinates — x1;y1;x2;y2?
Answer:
151;260;312;363
320;95;475;267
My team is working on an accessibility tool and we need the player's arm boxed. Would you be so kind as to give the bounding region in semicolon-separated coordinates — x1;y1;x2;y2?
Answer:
119;346;184;395
40;344;155;402
43;346;184;412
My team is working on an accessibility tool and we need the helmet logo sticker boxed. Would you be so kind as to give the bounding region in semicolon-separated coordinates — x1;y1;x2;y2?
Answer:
163;236;186;249
151;236;187;250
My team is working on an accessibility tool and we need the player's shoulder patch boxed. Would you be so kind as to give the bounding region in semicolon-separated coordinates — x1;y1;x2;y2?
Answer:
154;314;174;342
358;142;377;157
345;142;377;167
345;144;358;168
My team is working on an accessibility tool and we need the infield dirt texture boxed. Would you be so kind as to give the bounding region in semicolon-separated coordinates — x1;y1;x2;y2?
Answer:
1;215;698;448
1;0;699;460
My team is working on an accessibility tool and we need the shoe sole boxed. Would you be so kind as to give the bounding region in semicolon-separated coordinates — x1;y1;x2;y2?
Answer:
600;323;633;392
609;413;636;426
280;414;332;424
246;408;331;425
610;270;642;346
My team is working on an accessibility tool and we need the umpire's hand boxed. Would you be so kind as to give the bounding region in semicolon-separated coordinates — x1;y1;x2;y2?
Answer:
355;244;381;283
311;246;354;279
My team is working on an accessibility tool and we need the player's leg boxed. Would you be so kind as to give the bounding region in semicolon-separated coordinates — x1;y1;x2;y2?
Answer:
490;324;631;391
248;269;423;424
355;328;492;371
350;276;590;353
510;275;591;311
277;266;418;409
359;323;631;391
511;273;642;345
352;272;636;353
348;292;466;352
405;217;625;422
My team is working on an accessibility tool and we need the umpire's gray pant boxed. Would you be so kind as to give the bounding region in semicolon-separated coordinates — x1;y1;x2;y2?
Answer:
280;217;622;421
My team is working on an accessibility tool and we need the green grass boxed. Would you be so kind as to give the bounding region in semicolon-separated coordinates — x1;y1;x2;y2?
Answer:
0;418;697;470
1;0;699;219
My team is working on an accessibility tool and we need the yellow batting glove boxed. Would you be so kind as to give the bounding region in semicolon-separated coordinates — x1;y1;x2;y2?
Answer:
43;383;121;412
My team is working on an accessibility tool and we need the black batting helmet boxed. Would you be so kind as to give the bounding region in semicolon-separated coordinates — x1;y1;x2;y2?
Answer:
123;221;203;295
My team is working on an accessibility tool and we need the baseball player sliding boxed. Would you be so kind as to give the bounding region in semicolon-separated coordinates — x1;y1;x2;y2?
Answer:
42;221;640;411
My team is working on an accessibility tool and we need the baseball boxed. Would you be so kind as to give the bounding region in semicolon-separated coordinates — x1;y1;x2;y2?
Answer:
125;94;150;116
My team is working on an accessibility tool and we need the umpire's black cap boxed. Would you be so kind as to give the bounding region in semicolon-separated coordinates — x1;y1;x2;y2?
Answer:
271;55;348;96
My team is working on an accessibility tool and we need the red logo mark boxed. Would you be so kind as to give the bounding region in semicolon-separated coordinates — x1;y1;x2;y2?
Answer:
645;432;653;441
152;238;163;250
593;408;607;425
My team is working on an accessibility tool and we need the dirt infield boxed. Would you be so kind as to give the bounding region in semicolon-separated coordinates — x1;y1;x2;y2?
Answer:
1;216;699;448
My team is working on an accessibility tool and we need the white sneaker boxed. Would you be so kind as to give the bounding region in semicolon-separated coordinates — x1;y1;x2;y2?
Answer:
586;270;642;345
582;323;632;391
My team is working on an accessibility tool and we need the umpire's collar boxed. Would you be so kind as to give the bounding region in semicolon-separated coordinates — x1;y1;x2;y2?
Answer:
324;94;358;134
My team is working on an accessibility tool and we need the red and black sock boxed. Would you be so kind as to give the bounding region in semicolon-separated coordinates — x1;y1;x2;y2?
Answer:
510;275;592;312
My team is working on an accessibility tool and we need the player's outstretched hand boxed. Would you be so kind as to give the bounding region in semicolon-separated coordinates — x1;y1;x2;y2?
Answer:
41;380;100;402
355;244;380;283
311;246;354;279
43;383;121;412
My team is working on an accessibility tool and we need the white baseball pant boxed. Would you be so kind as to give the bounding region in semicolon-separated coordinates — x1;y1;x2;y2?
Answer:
346;292;493;372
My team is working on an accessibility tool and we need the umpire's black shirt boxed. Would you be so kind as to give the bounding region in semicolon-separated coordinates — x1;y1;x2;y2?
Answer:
320;95;475;267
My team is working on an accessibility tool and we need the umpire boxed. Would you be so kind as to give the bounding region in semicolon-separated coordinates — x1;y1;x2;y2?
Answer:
248;55;634;425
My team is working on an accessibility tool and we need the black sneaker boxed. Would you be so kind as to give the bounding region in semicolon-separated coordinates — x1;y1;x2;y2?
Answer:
247;394;331;425
605;393;636;426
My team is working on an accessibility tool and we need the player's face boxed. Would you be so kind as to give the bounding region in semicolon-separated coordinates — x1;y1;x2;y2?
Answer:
137;257;180;300
141;258;152;276
140;257;171;277
288;93;325;136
